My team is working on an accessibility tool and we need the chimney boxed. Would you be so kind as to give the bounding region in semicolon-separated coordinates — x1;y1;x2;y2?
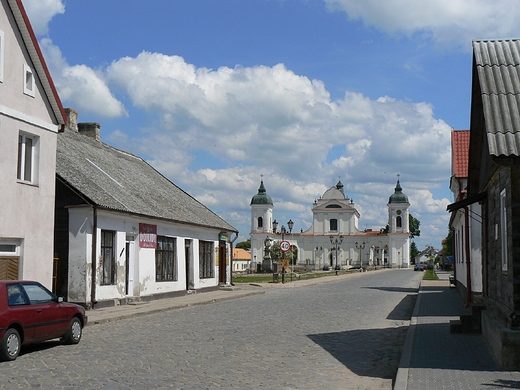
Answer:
64;108;78;132
78;122;101;141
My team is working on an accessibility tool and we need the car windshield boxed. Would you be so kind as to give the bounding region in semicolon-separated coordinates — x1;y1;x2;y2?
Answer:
22;283;56;304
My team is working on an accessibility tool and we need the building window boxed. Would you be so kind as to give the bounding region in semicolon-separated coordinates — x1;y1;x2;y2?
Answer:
156;236;177;282
199;241;214;279
330;219;338;231
258;217;263;228
23;64;35;97
500;189;508;271
0;30;4;83
17;133;39;183
396;216;402;228
100;230;116;285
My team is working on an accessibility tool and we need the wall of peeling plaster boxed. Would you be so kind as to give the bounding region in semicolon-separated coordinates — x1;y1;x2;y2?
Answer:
66;208;230;305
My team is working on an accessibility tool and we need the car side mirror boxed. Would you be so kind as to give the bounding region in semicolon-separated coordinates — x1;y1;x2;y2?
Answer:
57;297;64;303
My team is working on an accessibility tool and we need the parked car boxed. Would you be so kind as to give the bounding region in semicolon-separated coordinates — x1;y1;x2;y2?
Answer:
414;264;424;271
0;281;88;361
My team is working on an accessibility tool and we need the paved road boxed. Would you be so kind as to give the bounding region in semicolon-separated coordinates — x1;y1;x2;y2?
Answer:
0;270;422;390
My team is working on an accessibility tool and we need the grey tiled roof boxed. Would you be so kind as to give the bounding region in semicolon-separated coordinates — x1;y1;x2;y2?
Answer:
473;39;520;157
57;129;237;232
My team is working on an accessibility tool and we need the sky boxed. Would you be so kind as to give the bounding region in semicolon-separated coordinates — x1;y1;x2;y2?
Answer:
21;0;520;251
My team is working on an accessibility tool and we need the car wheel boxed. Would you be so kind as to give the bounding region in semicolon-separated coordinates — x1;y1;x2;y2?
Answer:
1;328;21;361
63;317;82;345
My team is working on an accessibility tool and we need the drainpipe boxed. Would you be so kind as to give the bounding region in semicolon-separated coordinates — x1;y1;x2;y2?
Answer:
464;206;472;308
229;232;238;286
90;206;98;309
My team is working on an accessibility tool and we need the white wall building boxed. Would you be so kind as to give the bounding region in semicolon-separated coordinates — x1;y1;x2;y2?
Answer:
250;179;411;271
0;0;66;289
54;111;238;308
448;129;483;304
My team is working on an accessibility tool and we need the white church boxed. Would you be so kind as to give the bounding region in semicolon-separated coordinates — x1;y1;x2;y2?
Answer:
249;179;411;271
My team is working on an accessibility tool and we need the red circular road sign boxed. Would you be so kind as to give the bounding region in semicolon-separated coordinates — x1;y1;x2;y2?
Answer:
280;240;291;252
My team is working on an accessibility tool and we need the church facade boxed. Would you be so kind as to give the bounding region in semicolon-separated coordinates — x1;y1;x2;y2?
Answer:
249;179;411;271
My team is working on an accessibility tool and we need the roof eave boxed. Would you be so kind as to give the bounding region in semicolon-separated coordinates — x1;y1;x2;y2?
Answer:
7;0;67;130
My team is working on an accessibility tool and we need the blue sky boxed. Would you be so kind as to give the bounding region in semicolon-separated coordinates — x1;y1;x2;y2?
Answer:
23;0;520;250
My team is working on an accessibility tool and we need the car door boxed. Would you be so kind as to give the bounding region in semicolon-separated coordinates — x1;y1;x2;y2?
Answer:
6;283;35;342
21;283;69;341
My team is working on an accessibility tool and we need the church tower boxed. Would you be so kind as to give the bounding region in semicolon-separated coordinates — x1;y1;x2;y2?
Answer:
387;178;411;267
250;179;273;234
388;178;410;233
250;179;274;271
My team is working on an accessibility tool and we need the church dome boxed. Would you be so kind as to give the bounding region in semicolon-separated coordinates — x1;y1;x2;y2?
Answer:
250;180;273;205
389;180;409;204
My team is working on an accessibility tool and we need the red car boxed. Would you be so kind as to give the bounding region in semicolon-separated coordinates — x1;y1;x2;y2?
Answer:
0;280;88;361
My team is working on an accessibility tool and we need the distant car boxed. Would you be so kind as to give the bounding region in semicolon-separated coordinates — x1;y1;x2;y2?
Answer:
414;264;424;271
0;281;88;361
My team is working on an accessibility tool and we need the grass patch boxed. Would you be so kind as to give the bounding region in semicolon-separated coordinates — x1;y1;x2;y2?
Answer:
233;275;275;283
423;269;439;280
233;270;359;284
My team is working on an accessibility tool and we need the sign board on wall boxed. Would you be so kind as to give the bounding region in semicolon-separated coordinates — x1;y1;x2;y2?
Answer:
139;223;157;249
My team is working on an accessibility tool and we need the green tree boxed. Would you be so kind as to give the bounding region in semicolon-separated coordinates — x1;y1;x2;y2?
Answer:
270;241;298;265
235;240;251;250
410;241;419;263
409;214;421;239
442;230;453;257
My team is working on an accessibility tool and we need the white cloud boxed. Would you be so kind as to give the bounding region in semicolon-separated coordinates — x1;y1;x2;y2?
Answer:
325;0;520;49
96;51;453;248
22;0;64;35
39;39;127;118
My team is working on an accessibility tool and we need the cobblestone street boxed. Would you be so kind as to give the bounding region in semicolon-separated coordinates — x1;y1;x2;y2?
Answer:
0;270;422;389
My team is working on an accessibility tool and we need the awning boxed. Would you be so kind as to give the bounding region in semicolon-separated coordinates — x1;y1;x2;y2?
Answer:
446;191;486;213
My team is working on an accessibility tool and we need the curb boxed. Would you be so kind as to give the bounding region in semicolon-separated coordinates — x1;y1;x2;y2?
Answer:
86;290;265;326
394;280;423;390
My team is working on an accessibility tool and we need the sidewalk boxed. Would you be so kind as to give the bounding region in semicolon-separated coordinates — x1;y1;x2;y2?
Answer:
395;271;520;390
85;288;266;326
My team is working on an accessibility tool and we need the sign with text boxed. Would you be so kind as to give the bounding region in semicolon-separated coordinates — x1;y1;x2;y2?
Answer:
139;223;157;249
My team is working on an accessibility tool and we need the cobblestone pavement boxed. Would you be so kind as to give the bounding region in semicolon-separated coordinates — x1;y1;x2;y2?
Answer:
0;270;422;390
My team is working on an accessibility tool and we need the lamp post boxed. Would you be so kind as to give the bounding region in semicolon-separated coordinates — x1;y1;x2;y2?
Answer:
274;219;294;283
355;241;366;269
329;235;343;275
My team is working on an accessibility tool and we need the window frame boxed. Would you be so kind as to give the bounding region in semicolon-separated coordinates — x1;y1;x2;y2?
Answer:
17;132;39;184
500;188;508;272
156;236;177;282
100;230;116;285
199;241;214;279
329;218;338;232
23;64;35;97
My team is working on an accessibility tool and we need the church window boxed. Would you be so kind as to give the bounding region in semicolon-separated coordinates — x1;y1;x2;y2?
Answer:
258;217;263;228
330;219;338;231
326;204;341;208
396;216;402;228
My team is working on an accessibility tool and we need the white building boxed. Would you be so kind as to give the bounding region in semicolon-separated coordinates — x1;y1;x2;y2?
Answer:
54;111;238;308
0;0;66;289
250;179;411;271
448;129;483;304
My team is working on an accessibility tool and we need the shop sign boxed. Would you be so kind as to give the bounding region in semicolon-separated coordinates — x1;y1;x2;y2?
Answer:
139;223;157;248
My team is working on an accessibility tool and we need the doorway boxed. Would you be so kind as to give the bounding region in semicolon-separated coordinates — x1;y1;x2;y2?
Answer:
125;238;135;296
185;239;194;290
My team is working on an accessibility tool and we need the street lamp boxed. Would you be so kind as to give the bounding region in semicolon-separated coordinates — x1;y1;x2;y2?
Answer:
355;241;366;268
329;235;343;275
278;219;294;283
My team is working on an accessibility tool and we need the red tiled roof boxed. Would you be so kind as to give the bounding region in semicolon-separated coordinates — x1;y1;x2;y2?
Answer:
233;248;251;260
452;130;470;178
